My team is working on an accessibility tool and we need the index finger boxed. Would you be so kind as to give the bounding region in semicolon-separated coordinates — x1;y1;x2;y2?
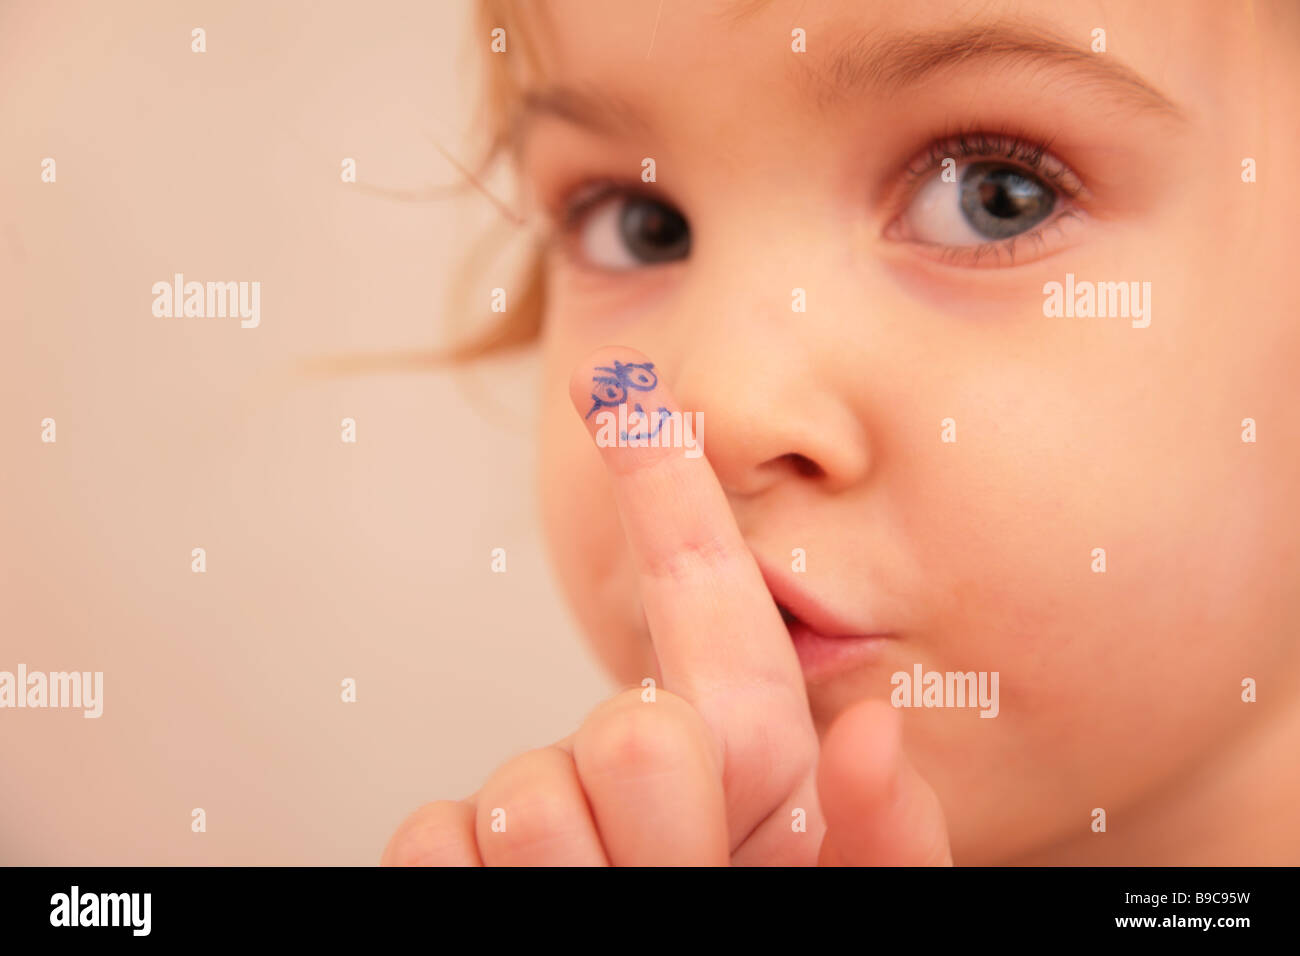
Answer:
568;346;808;712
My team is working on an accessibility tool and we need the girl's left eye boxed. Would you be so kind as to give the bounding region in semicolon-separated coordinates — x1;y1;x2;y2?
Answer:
895;160;1062;248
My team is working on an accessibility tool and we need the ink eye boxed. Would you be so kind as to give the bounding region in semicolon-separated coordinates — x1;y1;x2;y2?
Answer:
566;188;691;270
900;161;1058;245
625;366;656;389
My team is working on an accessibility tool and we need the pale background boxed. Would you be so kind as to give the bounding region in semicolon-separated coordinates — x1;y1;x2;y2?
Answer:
0;0;612;864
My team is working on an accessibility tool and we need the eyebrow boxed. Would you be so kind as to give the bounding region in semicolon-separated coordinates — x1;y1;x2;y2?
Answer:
801;22;1185;117
512;84;654;149
511;20;1185;152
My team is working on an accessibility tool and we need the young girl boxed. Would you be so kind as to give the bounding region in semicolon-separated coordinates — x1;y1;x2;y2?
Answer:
384;0;1300;865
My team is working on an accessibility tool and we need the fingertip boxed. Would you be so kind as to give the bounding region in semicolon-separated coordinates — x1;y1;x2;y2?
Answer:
381;800;482;867
819;698;904;801
568;345;665;427
818;700;953;866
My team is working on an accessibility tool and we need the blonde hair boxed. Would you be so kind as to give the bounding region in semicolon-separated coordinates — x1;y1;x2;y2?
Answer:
435;0;555;362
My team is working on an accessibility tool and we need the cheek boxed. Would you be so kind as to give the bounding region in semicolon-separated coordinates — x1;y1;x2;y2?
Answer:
922;386;1258;709
894;363;1294;857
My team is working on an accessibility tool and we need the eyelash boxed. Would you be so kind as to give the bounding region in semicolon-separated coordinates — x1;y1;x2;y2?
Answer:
900;128;1084;200
544;128;1088;269
889;127;1087;267
538;178;659;269
547;178;665;251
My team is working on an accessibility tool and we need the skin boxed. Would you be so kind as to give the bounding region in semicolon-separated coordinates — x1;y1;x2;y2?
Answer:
385;0;1300;864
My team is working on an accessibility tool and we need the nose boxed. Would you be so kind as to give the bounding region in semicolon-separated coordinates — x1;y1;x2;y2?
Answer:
671;323;873;498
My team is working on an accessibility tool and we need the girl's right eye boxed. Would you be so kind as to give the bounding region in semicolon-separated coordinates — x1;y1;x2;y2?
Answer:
560;185;691;270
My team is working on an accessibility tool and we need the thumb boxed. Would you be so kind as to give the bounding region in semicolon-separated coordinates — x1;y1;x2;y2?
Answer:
817;699;953;866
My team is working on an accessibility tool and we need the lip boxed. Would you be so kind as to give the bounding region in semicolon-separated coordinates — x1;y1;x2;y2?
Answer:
754;558;896;681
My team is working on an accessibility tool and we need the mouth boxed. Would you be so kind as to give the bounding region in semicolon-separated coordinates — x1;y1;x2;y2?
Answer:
775;603;893;682
759;561;895;682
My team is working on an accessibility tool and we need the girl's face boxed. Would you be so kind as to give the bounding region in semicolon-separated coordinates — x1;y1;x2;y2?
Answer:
525;0;1300;862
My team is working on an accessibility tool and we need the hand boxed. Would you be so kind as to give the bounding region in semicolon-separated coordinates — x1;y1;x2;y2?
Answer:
383;348;952;866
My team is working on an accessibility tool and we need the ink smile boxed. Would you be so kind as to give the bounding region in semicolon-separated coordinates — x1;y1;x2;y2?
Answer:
757;561;896;682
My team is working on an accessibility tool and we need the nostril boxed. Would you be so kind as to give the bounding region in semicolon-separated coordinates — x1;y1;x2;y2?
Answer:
784;453;824;479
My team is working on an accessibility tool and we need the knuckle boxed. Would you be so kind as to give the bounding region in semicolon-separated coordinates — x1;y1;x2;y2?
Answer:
578;688;707;777
474;748;606;863
479;749;581;842
644;532;746;587
383;800;474;866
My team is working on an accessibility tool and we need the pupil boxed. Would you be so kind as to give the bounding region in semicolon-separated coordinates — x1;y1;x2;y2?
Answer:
960;163;1054;239
621;199;690;263
978;175;1034;218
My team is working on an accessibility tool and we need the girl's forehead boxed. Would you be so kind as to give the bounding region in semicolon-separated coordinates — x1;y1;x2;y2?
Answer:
515;0;1205;70
507;1;1190;161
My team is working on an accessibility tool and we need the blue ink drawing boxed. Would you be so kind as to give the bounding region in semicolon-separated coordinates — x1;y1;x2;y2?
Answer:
619;403;673;441
585;360;659;419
